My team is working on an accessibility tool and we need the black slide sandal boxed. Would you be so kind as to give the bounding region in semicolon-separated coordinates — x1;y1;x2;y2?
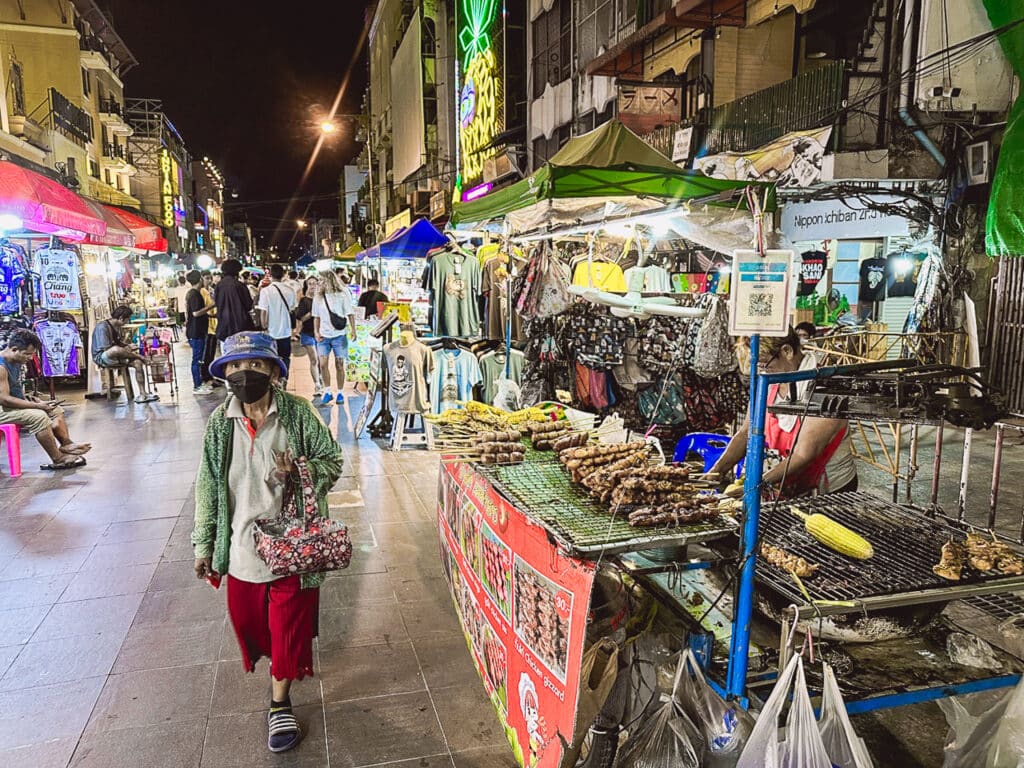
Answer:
40;456;87;471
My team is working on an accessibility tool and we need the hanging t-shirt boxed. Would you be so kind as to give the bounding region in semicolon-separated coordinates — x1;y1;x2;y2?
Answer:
858;257;887;303
886;252;922;298
572;261;627;292
431;348;483;414
481;256;521;341
432;250;482;337
0;242;27;315
479;349;524;405
384;339;434;413
623;265;672;293
797;251;826;297
35;248;82;310
35;319;83;377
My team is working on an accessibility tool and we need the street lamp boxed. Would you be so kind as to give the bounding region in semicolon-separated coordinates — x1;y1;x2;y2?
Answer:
321;121;337;134
296;219;307;228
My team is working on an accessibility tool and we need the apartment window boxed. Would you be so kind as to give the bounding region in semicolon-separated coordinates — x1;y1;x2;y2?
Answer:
81;67;91;98
576;0;614;70
532;1;572;99
532;125;572;167
8;59;25;116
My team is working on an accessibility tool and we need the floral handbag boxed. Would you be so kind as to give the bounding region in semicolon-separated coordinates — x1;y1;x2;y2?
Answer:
253;457;352;576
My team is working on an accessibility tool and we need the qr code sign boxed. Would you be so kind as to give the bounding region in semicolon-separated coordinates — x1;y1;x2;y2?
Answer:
749;292;774;318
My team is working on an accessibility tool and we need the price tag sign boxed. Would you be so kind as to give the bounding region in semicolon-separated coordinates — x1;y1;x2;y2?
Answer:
728;249;795;337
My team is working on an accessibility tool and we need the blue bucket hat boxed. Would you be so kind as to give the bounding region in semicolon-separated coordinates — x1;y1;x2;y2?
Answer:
210;332;288;380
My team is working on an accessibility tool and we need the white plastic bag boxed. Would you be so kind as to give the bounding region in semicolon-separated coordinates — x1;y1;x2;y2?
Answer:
676;649;754;767
989;677;1024;767
818;663;873;768
737;654;832;768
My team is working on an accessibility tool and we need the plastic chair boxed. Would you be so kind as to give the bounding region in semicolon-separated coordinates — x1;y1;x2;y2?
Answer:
0;424;22;477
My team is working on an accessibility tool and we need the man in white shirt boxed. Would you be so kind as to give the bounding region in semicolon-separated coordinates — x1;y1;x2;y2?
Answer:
311;270;357;405
173;273;190;326
257;265;298;385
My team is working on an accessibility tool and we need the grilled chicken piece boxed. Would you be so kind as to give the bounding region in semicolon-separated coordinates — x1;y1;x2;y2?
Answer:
933;538;966;581
760;543;820;578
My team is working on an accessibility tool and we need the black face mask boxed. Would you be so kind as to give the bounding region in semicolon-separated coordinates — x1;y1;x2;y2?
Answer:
226;370;273;404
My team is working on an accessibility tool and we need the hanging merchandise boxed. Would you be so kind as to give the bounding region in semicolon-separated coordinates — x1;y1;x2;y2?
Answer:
431;347;483;413
565;303;631;370
571;256;627;292
612;337;652;392
858;255;887;305
513;243;573;320
797;250;827;297
638;314;697;375
33;316;84;377
886;250;925;299
0;241;28;315
623;264;672;293
520;316;570;406
432;248;482;337
479;347;524;406
818;664;874;768
384;336;435;414
693;296;738;378
35;247;82;310
481;250;522;341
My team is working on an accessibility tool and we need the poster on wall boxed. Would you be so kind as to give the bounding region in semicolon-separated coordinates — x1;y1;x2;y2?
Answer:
616;84;682;135
696;126;832;188
729;249;795;337
345;319;383;384
438;461;596;768
35;248;82;310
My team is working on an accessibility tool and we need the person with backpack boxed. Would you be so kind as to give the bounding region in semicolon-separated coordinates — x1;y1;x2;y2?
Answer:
312;270;356;405
257;264;298;386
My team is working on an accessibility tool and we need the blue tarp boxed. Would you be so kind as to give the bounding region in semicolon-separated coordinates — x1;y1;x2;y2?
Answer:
357;218;447;261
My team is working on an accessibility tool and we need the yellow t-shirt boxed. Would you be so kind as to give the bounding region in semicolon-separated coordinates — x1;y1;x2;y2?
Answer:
572;261;627;292
202;287;217;334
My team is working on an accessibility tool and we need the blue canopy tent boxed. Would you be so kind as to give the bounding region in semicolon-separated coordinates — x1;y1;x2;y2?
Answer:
356;218;447;261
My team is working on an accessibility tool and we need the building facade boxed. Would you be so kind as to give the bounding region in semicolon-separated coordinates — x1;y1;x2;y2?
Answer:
192;156;225;259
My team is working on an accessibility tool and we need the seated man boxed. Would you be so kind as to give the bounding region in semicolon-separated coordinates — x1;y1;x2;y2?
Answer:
91;305;158;403
0;329;91;470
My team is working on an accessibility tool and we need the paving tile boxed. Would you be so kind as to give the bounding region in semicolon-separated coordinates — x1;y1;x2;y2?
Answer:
324;690;447;768
319;641;424;703
372;757;454;768
149;560;203;591
59;561;158;602
111;499;190;522
0;604;51;644
209;659;321;715
0;676;105;749
431;682;506;752
388;567;453;604
80;538;167;569
319;571;397;608
28;518;109;550
398;597;462;640
33;592;143;642
99;517;177;544
201;704;327;768
0;573;71;609
318;605;410;649
342;543;389;575
113;618;223;674
133;584;225;626
0;645;21;678
413;634;482;691
0;736;80;768
0;546;93;581
70;720;205;768
161;535;197;561
86;663;216;733
0;633;122;690
451;745;518;768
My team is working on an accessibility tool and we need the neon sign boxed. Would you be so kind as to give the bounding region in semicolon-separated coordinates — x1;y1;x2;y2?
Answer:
461;181;493;202
159;149;174;228
460;78;477;128
458;0;501;184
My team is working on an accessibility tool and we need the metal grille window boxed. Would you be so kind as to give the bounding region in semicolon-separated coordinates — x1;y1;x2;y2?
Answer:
8;60;25;116
532;0;572;99
577;0;640;70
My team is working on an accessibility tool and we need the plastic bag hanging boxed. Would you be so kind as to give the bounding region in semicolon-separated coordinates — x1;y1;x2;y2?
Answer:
818;663;874;768
675;648;753;767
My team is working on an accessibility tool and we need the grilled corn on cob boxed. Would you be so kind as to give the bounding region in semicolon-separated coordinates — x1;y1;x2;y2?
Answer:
791;506;874;560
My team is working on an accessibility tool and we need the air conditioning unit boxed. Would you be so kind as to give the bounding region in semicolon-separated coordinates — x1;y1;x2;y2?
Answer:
484;149;518;183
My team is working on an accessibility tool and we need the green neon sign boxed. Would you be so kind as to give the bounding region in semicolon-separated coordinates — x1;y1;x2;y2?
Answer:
459;0;498;62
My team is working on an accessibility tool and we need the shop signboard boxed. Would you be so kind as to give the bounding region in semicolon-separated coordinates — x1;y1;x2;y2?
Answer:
385;208;411;237
729;249;795;337
438;461;596;768
672;125;694;164
780;194;920;242
696;126;831;188
457;0;504;185
616;84;682;135
35;248;82;311
353;347;382;439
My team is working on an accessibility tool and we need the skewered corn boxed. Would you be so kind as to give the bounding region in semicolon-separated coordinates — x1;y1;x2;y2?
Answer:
791;506;874;560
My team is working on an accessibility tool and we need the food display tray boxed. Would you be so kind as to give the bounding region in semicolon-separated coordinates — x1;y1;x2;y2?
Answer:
473;452;737;559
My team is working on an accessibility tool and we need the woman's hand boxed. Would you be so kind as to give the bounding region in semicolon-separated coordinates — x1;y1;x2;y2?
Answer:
194;556;213;579
270;449;295;484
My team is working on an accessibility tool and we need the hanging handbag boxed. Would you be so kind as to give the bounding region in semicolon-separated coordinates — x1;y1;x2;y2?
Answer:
253;457;352;576
693;296;737;378
325;294;349;332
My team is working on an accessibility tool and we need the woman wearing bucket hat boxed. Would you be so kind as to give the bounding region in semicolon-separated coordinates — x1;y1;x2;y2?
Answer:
191;331;342;753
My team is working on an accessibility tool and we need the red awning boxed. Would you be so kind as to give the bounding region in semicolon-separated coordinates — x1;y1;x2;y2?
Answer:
82;200;135;247
103;205;167;251
0;161;106;236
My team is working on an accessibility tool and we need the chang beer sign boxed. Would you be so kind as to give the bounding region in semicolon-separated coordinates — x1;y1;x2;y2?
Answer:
159;148;175;228
458;0;501;185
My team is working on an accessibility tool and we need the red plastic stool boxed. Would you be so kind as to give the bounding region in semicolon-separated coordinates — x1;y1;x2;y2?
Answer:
0;424;22;477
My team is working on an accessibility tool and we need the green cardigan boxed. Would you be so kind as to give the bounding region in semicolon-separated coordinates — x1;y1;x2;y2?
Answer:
191;387;343;589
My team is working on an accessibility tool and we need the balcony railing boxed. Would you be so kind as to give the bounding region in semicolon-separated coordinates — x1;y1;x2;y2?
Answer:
48;88;93;145
98;97;123;117
102;143;133;165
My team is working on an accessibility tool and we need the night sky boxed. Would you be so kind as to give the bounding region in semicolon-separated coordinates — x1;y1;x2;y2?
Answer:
107;0;373;251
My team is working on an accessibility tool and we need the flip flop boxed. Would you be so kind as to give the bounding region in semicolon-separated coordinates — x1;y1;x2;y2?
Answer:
40;456;87;471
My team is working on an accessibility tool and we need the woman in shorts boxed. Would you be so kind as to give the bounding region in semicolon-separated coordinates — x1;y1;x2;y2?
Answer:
293;276;323;395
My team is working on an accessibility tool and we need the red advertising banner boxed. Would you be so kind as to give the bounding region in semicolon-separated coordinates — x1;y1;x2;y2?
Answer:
437;460;596;768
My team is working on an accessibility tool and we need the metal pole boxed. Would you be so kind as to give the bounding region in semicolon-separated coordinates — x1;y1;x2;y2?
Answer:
727;335;764;701
907;424;919;504
931;421;944;511
958;428;973;522
990;424;1005;529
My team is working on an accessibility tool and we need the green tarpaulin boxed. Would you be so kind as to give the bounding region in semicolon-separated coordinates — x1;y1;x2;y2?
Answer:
984;0;1024;257
450;120;774;229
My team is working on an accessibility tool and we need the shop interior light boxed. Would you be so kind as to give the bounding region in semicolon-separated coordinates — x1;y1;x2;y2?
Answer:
84;260;106;277
195;254;214;270
313;259;334;272
0;213;23;231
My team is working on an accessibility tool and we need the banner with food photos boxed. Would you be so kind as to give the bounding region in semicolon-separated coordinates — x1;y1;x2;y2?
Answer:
437;460;596;768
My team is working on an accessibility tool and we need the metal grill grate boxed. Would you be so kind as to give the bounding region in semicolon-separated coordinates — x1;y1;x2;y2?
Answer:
965;592;1024;621
474;453;736;558
757;491;1021;605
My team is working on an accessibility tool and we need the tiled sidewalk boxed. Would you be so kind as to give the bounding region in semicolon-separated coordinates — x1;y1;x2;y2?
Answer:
0;348;514;768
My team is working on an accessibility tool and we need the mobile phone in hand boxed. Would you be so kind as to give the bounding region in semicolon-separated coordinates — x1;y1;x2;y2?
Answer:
205;572;222;589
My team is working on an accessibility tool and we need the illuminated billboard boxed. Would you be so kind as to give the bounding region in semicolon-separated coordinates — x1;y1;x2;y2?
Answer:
457;0;503;186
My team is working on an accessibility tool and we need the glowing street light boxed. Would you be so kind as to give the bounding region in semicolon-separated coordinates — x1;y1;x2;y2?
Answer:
296;219;307;228
320;121;337;134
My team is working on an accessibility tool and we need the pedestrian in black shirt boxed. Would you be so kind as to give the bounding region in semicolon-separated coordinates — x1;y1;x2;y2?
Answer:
184;270;216;394
357;279;388;319
215;259;256;343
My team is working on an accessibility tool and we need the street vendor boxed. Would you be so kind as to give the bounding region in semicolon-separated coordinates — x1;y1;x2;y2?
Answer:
708;328;857;497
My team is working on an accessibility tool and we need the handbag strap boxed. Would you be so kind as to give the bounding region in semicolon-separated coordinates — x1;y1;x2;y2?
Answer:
278;456;319;527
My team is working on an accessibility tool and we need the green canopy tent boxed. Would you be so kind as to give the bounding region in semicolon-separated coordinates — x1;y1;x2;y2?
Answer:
450;120;774;252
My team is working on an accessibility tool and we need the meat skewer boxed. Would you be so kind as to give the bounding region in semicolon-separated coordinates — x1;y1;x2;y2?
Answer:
760;543;819;578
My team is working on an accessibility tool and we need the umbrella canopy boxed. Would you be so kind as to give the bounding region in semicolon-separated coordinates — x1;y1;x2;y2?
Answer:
104;205;167;252
357;218;447;260
450;120;775;232
337;243;362;260
0;160;106;236
82;200;135;247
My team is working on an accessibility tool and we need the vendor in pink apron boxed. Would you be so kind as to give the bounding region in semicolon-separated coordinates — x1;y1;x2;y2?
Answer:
708;328;857;497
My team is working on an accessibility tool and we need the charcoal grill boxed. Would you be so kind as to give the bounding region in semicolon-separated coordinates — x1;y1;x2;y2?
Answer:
472;455;736;559
757;491;1024;614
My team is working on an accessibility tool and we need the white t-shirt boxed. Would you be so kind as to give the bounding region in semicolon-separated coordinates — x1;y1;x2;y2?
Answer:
257;281;298;340
174;283;190;312
312;290;355;338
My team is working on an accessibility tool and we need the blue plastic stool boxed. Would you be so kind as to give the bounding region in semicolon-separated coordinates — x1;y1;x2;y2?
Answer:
673;432;744;477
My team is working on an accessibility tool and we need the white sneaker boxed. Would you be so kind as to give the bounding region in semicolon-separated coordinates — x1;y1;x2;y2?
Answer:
133;394;149;404
194;384;215;395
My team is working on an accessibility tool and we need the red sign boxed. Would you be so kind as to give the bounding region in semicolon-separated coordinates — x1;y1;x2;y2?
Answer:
438;461;596;768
